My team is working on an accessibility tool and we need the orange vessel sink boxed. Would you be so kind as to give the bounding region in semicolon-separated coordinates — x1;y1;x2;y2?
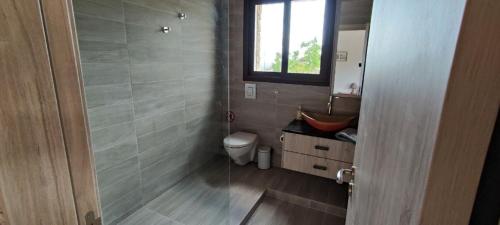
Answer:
301;112;356;132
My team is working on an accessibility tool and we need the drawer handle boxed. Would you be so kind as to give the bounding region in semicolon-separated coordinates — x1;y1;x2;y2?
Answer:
313;164;327;171
314;145;329;151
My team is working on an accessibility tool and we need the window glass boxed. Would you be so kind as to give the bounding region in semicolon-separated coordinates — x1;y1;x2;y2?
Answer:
254;3;284;72
288;0;326;74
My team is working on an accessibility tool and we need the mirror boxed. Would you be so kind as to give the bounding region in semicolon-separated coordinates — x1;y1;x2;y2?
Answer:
332;0;373;96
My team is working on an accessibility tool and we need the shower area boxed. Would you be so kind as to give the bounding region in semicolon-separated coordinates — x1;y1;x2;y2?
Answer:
71;0;230;224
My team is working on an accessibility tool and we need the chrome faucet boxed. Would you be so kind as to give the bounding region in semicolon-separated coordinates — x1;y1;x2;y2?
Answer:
328;95;334;115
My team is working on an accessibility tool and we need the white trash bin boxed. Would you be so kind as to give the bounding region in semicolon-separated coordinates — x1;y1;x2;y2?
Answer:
257;146;271;169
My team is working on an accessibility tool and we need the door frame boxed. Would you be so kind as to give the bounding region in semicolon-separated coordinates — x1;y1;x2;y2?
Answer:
38;0;101;224
418;0;500;223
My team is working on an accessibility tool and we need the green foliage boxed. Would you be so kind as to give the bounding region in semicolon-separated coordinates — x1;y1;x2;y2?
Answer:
272;38;322;73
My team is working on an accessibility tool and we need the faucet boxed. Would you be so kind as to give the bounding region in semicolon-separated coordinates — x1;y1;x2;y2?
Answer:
328;95;334;115
327;95;341;115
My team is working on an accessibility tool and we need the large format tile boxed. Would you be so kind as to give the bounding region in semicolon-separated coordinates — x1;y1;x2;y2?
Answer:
82;63;131;87
125;23;181;48
117;208;180;225
141;164;191;204
79;40;129;64
91;122;136;152
94;138;138;171
132;80;184;102
73;0;124;22
97;156;140;189
122;0;181;13
130;63;183;83
87;103;134;130
137;123;186;152
85;83;131;109
146;161;230;225
138;138;186;169
123;2;178;27
133;95;185;119
75;14;126;43
100;171;141;208
182;63;218;78
102;188;143;225
246;197;346;225
128;44;181;64
134;109;185;137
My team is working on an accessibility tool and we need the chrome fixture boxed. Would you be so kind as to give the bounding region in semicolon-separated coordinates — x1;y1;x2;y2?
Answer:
161;26;171;34
178;12;187;20
337;166;356;196
328;95;340;115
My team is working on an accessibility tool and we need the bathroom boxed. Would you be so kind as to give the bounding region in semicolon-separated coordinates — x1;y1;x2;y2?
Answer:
1;0;499;225
71;0;369;223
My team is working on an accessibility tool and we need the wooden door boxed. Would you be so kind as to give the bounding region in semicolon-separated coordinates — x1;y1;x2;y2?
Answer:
0;0;100;224
345;0;500;225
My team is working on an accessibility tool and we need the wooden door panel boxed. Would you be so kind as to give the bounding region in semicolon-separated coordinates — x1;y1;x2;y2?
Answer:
346;0;500;224
39;0;101;223
0;0;79;224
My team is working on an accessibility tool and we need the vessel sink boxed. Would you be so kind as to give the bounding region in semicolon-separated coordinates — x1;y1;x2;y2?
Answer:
301;111;356;132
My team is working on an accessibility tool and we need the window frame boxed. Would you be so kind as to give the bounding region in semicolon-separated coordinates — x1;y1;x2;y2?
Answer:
243;0;336;86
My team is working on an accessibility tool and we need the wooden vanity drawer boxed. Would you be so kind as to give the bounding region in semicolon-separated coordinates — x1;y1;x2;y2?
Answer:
282;132;355;163
282;151;352;180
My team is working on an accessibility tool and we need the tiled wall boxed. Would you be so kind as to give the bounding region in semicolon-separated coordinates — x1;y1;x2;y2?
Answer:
74;0;228;224
228;0;360;167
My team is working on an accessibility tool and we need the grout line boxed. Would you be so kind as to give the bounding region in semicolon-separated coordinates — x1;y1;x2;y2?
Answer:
119;0;146;216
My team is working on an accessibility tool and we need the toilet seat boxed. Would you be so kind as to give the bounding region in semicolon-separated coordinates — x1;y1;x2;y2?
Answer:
224;132;257;148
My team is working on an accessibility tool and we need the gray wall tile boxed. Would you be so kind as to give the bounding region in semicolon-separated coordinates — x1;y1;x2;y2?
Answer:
91;122;136;152
130;63;182;83
138;138;186;168
97;156;140;189
133;95;185;119
87;103;134;130
74;0;228;224
79;40;129;64
85;83;131;109
141;153;190;186
94;138;138;171
75;14;126;43
137;123;186;152
82;63;131;87
122;0;181;13
102;188;142;225
125;23;181;47
123;2;178;27
132;80;184;102
100;171;141;208
134;109;185;137
73;0;124;22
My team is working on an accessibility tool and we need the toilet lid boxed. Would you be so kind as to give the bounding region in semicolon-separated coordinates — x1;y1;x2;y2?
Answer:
224;132;257;148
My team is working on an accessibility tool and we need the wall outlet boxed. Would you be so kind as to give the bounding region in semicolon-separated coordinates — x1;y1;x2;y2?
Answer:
245;83;256;99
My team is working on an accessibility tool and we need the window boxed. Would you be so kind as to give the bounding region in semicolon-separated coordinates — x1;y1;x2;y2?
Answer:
244;0;335;86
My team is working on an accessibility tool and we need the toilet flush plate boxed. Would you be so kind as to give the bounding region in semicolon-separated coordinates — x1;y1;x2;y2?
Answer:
245;83;256;99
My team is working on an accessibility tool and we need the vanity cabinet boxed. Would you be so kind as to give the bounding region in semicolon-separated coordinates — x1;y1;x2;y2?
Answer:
281;130;355;180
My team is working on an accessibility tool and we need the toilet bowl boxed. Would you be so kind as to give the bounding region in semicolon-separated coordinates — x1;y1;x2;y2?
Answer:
224;132;258;165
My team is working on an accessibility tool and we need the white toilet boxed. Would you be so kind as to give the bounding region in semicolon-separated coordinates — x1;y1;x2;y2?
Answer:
223;132;258;165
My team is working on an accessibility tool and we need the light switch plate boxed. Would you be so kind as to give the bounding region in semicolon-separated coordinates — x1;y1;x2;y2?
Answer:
245;83;256;99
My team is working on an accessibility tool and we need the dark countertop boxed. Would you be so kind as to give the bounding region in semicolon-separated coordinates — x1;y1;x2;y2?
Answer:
282;119;350;141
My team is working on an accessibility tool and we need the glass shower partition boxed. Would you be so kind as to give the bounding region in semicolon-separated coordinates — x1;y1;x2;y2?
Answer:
72;0;230;224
